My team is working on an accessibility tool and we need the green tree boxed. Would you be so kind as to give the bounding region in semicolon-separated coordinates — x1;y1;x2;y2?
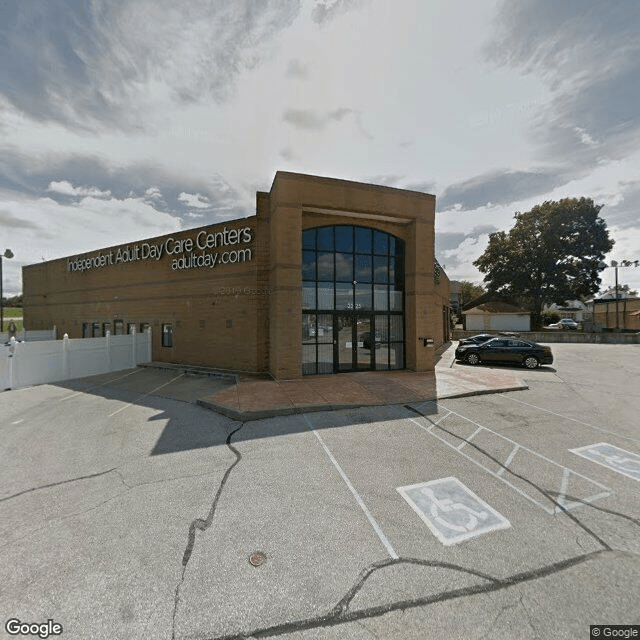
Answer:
473;198;614;329
458;280;485;307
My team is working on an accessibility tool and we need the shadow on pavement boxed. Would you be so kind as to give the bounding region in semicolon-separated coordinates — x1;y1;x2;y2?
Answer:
50;368;440;457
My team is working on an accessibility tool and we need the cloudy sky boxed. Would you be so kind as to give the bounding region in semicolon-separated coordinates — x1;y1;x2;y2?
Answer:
1;0;639;296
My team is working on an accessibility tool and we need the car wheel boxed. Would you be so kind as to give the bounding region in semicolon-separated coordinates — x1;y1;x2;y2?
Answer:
466;353;480;365
523;356;539;369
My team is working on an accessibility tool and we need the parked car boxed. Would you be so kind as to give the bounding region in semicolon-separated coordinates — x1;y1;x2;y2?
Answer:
458;333;497;345
361;331;381;349
546;318;578;330
455;337;553;369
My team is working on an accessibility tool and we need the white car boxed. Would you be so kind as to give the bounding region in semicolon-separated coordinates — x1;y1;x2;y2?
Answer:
546;318;579;330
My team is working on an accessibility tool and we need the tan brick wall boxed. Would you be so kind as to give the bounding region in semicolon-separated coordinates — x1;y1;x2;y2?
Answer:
23;219;261;371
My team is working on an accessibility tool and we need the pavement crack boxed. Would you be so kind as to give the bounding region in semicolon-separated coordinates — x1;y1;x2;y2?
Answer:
485;598;520;639
514;593;542;639
332;557;500;617
196;550;605;640
172;422;244;640
0;467;119;504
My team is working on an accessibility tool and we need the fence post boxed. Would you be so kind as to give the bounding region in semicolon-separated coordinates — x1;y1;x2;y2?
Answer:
146;326;152;363
8;336;16;389
131;325;137;368
106;330;111;372
62;333;71;379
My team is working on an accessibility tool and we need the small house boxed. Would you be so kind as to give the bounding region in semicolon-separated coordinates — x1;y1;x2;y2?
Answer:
463;302;531;332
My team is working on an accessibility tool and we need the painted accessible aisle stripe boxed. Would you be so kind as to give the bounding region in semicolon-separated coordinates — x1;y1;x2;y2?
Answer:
397;477;510;546
303;414;398;559
408;401;612;514
570;443;640;481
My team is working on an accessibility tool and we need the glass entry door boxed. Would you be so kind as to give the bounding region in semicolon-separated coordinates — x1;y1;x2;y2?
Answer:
335;312;374;372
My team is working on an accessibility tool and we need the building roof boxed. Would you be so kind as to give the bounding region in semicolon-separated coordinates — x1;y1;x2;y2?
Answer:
464;302;530;315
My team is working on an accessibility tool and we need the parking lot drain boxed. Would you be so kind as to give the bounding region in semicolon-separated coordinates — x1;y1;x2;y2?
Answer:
249;552;266;567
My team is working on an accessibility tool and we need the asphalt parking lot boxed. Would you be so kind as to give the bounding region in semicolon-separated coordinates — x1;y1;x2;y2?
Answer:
1;344;639;639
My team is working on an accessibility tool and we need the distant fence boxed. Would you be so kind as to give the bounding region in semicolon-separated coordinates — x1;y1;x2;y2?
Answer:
0;329;152;390
453;329;640;344
0;328;56;342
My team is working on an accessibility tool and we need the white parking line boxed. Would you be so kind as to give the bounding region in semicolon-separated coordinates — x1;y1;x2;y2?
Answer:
58;368;144;402
303;414;398;559
496;445;520;478
500;394;640;445
107;373;185;417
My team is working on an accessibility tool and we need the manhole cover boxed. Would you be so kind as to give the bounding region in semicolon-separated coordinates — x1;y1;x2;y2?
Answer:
249;551;266;567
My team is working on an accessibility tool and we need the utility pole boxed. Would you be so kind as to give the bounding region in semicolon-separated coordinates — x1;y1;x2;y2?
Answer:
0;249;14;333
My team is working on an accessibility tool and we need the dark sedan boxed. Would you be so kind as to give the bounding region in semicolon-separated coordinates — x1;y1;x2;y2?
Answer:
455;337;553;369
458;333;497;345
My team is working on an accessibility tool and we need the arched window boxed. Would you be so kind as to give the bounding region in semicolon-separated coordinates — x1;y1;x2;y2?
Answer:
302;225;404;374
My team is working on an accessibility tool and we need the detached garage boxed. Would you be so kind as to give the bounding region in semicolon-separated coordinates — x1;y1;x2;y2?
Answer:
463;302;531;332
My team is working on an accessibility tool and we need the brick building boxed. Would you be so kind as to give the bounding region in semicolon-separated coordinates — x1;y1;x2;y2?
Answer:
23;172;450;379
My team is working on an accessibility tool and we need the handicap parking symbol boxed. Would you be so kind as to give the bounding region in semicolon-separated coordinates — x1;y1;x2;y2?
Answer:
570;443;640;481
397;477;511;545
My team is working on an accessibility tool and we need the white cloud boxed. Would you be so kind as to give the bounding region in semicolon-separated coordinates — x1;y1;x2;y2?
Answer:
47;180;112;199
0;190;181;294
144;186;163;200
178;192;212;209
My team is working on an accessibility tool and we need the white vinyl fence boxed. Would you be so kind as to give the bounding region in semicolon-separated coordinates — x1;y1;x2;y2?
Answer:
0;328;152;390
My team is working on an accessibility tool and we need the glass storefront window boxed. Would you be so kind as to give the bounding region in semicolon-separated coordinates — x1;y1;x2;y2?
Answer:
302;251;316;281
373;256;389;283
317;282;334;309
374;231;388;255
317;345;333;374
355;283;372;310
390;288;403;311
334;226;353;252
355;254;372;282
302;224;404;374
303;314;316;343
335;283;353;309
317;252;334;281
316;227;334;251
390;343;404;368
317;314;333;343
374;285;388;310
390;315;404;342
335;253;353;282
302;284;316;310
302;344;316;375
302;228;316;250
355;227;372;253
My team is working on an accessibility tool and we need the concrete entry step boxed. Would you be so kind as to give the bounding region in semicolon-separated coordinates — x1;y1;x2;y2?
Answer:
140;361;240;384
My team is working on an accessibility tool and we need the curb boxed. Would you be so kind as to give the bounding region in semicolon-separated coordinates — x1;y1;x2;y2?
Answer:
196;383;529;422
